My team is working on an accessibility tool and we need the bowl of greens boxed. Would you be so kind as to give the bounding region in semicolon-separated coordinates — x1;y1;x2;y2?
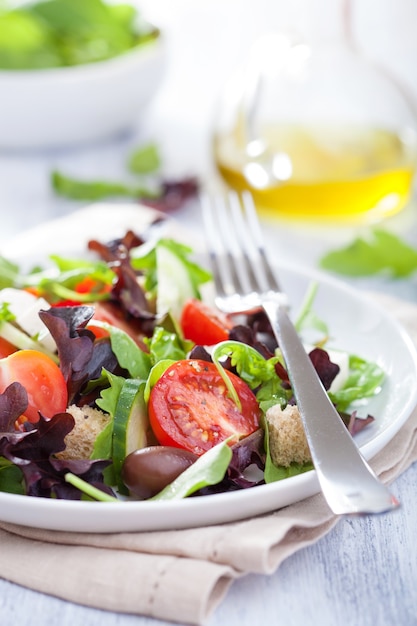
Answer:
0;0;166;149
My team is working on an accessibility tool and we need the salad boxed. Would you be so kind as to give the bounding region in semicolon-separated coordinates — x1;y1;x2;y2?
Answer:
0;0;159;71
0;226;385;503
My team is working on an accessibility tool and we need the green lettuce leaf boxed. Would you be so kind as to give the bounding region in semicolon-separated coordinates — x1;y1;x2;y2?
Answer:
329;354;385;412
320;229;417;278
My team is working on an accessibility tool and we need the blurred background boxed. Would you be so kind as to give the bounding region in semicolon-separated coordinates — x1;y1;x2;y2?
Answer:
0;0;417;298
138;0;417;178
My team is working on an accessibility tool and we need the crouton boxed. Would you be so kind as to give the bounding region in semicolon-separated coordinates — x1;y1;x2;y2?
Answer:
57;404;110;460
265;403;311;467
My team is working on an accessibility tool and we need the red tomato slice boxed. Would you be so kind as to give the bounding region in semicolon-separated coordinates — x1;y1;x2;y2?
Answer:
86;323;110;340
0;350;68;423
148;359;260;455
0;337;18;358
180;298;232;345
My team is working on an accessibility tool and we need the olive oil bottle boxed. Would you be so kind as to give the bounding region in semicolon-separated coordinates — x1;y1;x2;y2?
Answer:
214;122;417;222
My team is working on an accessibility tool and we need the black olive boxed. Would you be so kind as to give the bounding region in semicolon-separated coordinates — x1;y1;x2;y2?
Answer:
121;446;198;499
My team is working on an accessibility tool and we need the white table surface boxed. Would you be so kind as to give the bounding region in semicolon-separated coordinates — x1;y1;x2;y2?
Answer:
1;1;417;625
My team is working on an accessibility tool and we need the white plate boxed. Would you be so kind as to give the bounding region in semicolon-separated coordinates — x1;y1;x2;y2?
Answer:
1;204;417;533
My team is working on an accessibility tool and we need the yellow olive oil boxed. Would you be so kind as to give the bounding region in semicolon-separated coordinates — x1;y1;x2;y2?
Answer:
213;124;417;222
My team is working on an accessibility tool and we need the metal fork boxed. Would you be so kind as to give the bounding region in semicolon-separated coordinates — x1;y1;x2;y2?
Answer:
201;190;399;516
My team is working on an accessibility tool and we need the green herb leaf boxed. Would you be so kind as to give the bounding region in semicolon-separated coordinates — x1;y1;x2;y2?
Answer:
0;459;24;495
93;322;152;380
128;143;161;175
51;170;159;201
0;257;23;290
319;229;417;278
0;0;158;70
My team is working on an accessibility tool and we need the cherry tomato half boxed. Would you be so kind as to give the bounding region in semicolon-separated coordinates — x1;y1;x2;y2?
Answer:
0;337;18;359
148;359;260;455
0;350;68;423
180;298;232;345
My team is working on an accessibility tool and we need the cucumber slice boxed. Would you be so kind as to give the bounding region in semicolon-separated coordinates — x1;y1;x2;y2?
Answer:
156;241;196;321
112;378;148;493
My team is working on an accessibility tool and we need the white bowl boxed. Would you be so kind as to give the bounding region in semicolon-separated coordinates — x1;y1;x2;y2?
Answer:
0;35;166;150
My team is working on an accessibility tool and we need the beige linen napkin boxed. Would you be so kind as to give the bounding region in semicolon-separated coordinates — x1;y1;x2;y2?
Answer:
0;292;417;625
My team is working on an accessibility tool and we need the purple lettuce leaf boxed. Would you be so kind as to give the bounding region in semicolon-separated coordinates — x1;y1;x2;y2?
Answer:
88;231;155;321
38;306;121;403
3;411;114;499
341;409;375;435
141;177;199;213
21;457;114;499
0;382;29;432
308;347;340;391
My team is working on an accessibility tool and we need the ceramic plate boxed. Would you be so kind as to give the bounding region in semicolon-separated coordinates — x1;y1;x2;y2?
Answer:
1;204;416;533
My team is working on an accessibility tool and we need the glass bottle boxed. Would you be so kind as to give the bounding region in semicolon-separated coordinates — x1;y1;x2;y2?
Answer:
212;0;417;223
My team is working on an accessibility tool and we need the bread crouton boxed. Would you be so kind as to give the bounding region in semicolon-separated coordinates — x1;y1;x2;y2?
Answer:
57;404;110;460
265;403;311;467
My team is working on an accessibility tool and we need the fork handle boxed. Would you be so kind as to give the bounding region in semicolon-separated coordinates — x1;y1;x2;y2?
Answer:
262;300;399;516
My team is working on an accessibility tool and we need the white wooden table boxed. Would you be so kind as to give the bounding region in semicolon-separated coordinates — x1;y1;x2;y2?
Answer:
0;2;416;624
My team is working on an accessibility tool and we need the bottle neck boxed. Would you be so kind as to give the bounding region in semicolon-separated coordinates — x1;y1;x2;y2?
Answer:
291;0;354;48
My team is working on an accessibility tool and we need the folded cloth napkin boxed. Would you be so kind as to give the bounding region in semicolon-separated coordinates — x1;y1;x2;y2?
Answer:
1;292;417;625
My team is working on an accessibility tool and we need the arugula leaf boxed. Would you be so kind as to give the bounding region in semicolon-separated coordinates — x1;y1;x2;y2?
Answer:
319;229;417;278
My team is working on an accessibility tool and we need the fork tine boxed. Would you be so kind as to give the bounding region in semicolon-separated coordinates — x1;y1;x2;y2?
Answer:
200;193;226;298
240;191;282;293
228;191;263;293
202;190;283;300
215;194;249;295
201;192;247;297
